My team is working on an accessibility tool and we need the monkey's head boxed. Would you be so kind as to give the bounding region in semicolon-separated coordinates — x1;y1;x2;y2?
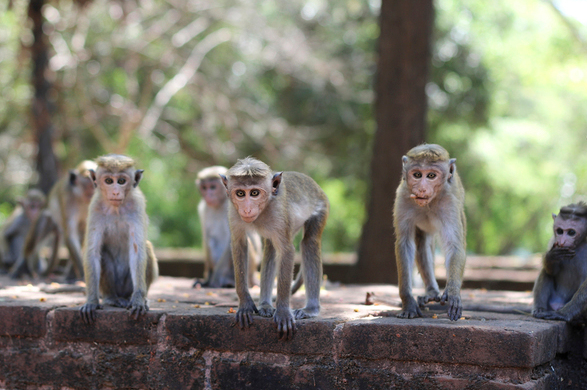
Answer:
552;202;587;248
70;160;98;202
19;189;46;221
221;157;281;223
91;154;143;208
402;144;455;207
196;166;228;209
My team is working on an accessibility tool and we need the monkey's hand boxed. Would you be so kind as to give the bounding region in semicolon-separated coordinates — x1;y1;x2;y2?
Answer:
273;307;296;341
417;288;441;307
127;293;149;320
533;310;570;322
233;300;258;329
440;291;462;321
397;296;423;319
545;247;575;263
80;302;102;324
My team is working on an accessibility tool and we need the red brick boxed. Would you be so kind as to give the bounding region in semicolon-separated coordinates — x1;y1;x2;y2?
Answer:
0;304;49;338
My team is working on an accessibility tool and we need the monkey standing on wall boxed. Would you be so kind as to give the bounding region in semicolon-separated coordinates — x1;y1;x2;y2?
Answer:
194;166;260;288
10;161;97;279
79;154;158;324
533;203;587;322
0;189;46;272
221;157;329;340
393;144;467;321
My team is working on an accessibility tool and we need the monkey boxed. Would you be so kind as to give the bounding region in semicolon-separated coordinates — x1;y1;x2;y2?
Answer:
9;161;97;280
533;202;587;322
193;166;260;288
393;144;467;322
0;189;46;272
221;157;329;340
79;154;158;324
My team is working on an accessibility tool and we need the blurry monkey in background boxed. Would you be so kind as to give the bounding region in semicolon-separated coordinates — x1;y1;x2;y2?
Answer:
10;161;96;279
393;144;467;321
0;189;46;272
533;202;587;322
194;166;259;288
80;154;158;324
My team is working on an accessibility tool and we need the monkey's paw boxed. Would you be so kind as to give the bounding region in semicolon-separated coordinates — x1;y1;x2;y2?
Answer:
258;302;276;318
417;289;441;307
533;310;570;322
440;291;462;321
80;302;103;324
274;308;296;340
293;305;320;319
127;296;149;320
234;301;258;329
397;297;423;319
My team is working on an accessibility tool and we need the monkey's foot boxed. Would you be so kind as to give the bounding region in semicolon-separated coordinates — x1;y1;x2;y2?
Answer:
127;295;149;320
533;310;570;322
417;289;441;307
234;301;258;329
293;305;320;320
273;308;296;340
440;291;462;321
258;302;276;318
397;297;423;319
103;297;130;308
80;302;103;324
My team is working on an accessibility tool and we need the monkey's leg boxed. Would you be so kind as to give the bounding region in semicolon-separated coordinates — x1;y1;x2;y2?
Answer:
258;239;277;317
440;226;466;321
208;247;234;288
415;229;440;307
396;230;422;319
274;240;296;340
42;227;61;277
64;225;84;280
100;252;131;308
145;240;159;289
293;215;325;320
232;235;257;328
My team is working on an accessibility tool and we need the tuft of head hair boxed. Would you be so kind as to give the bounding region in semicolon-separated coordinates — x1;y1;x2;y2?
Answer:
227;157;272;179
26;189;46;203
197;166;228;181
76;160;98;174
406;144;450;163
95;154;136;173
558;202;587;220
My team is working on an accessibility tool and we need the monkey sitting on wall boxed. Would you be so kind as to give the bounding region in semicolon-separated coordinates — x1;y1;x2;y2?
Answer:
0;189;46;273
393;144;467;321
79;154;158;324
533;202;587;323
221;157;329;340
10;160;97;280
194;166;260;288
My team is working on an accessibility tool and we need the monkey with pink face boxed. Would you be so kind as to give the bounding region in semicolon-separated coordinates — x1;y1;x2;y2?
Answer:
533;202;587;322
80;154;158;324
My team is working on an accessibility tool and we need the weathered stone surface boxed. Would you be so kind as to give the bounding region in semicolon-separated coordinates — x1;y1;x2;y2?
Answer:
0;304;49;338
53;306;162;345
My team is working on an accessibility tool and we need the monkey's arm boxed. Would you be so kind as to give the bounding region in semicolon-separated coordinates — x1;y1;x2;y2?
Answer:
63;208;84;279
80;225;103;324
208;246;234;288
231;232;258;328
537;276;587;322
128;225;149;319
543;248;574;275
532;270;553;316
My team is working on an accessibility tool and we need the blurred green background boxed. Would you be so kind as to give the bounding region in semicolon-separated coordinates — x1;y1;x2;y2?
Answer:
0;0;586;256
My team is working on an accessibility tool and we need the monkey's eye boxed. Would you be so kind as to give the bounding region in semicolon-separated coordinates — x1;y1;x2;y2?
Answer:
210;185;216;190
568;229;576;236
251;189;260;197
236;190;245;198
427;173;437;179
105;178;114;185
413;172;422;179
556;228;564;235
117;178;126;185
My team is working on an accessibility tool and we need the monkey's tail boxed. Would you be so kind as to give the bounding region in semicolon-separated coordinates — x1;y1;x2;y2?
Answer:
291;267;304;295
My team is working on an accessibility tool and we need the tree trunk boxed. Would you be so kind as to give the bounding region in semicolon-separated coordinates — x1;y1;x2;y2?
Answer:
355;1;434;284
29;0;59;194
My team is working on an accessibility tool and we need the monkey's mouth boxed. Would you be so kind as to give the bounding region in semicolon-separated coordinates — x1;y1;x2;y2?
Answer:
108;199;124;204
240;215;258;223
410;194;430;201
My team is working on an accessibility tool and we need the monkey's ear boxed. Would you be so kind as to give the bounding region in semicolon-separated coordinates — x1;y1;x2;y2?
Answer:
401;156;408;168
552;213;557;220
272;172;283;196
448;158;457;182
134;170;144;188
89;169;97;187
69;170;77;185
219;174;228;189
